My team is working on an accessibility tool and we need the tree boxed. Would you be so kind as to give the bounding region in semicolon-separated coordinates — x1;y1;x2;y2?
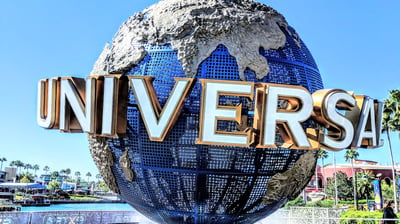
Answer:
317;149;328;190
60;168;71;181
48;180;61;192
382;89;400;212
95;174;102;183
75;171;81;185
60;169;66;180
318;150;328;168
51;171;59;178
325;171;352;200
10;160;24;175
32;164;40;177
20;172;34;183
0;157;6;171
86;172;92;182
96;181;110;192
382;179;394;201
43;165;50;175
356;171;374;204
95;174;102;191
345;149;359;209
24;163;32;173
65;168;71;178
75;171;81;179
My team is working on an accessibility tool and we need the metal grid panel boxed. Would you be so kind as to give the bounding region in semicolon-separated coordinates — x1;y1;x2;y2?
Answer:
108;27;323;224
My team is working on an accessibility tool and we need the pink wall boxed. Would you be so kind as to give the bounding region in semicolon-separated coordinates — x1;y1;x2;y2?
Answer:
319;167;395;186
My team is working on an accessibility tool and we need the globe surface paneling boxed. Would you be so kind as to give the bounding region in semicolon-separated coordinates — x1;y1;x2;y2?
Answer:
88;1;324;223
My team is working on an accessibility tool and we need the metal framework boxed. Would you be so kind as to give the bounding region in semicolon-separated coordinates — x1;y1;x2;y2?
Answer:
108;27;323;223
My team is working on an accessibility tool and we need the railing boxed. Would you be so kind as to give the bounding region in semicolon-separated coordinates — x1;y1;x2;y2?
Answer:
256;207;345;224
1;208;397;224
0;211;150;224
259;217;398;224
257;207;397;224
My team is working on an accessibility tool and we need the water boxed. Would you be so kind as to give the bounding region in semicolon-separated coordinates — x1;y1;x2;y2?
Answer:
18;203;278;223
20;203;134;212
16;203;157;224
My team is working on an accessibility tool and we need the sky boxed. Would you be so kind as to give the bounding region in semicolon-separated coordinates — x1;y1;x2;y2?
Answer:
0;0;399;179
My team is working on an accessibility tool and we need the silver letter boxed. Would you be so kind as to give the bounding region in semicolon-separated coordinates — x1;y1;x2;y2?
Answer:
352;97;378;148
101;76;118;135
197;80;254;146
262;84;313;148
321;91;355;150
59;77;96;133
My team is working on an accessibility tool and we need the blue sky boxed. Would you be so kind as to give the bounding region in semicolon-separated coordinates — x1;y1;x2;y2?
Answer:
0;0;399;178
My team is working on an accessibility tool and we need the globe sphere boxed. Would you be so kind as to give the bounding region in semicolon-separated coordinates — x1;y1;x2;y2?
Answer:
88;1;323;223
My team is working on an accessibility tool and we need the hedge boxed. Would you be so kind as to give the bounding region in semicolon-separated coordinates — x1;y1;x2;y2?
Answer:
340;209;383;224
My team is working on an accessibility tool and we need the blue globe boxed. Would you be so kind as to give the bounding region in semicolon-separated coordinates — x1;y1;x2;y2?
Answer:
89;1;324;223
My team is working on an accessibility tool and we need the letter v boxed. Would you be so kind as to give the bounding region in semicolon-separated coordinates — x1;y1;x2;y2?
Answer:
128;76;194;141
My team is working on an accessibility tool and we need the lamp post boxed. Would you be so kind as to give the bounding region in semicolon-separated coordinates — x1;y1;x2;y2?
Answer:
333;152;338;206
352;160;358;210
386;130;398;212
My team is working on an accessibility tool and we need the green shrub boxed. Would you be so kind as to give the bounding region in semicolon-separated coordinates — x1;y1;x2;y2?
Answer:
338;199;369;204
286;197;305;207
340;209;382;224
69;195;97;201
317;200;335;208
286;198;371;209
306;200;335;208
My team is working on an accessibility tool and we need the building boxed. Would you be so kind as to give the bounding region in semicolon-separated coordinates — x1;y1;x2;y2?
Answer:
38;174;51;185
4;167;16;183
37;174;67;186
0;171;6;183
307;160;400;192
322;160;399;186
61;182;76;191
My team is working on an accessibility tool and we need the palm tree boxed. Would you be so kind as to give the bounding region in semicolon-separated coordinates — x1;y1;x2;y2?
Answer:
10;160;24;175
60;169;66;181
86;172;92;182
95;174;101;183
382;89;400;212
0;157;6;171
345;149;359;210
9;161;16;169
60;168;71;181
317;149;328;190
95;174;102;190
60;169;66;176
24;163;32;173
43;165;50;175
357;171;374;205
75;171;81;185
51;171;59;178
32;164;40;177
318;150;328;167
65;168;71;178
333;152;338;206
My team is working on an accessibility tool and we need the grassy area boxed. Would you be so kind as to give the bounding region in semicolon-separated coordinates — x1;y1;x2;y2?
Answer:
14;195;24;200
13;192;100;201
69;195;98;201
